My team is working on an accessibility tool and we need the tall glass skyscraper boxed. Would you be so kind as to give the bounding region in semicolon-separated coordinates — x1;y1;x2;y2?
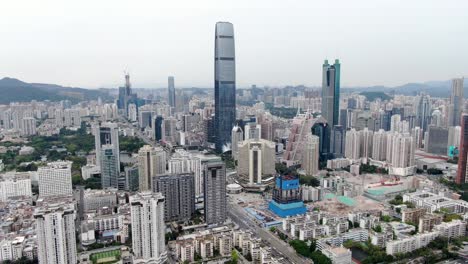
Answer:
214;22;236;153
321;59;341;126
168;76;175;109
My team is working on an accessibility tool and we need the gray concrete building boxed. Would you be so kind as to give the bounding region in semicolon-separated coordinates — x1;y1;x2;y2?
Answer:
203;161;226;225
426;126;449;155
152;173;195;222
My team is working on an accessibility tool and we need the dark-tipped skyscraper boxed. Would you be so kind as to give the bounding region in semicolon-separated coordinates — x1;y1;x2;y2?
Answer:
117;73;137;115
168;76;176;109
321;59;341;126
214;22;236;153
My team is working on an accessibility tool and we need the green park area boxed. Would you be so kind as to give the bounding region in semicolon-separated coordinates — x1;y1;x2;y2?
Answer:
0;124;145;190
90;249;121;264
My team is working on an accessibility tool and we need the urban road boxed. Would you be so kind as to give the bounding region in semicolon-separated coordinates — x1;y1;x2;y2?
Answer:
118;115;155;147
121;115;311;263
228;201;312;264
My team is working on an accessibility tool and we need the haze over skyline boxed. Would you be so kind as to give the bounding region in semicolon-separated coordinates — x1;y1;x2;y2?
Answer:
1;0;467;89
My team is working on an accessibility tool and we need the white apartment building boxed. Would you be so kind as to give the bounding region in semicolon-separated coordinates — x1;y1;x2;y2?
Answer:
82;188;118;212
93;214;124;232
130;192;167;264
35;203;77;264
434;220;466;238
321;246;352;264
20;117;36;136
0;174;32;201
0;237;25;262
38;161;73;197
385;231;439;255
404;190;468;214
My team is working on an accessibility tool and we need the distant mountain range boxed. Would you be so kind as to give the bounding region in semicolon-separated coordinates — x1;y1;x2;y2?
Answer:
343;80;468;98
0;77;466;104
0;77;111;104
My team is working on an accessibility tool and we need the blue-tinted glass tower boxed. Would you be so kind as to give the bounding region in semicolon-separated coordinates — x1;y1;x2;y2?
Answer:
312;121;331;161
214;22;236;153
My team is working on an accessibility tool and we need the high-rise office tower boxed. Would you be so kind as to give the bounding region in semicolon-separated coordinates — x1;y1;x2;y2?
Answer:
311;120;330;161
100;144;120;188
390;114;401;132
448;126;461;149
152;173;195;222
153;116;164;141
138;145;166;191
415;94;432;132
412;126;423;149
203;161;227;225
124;165;139;192
426;126;449;155
431;109;443;127
456;114;468;184
128;103;138;122
139;110;155;129
231;125;243;160
168;76;176;109
302;135;320;176
380;110;392;131
118;73;136;114
448;78;464;126
330;125;345;158
175;89;186;113
244;123;261;140
214;22;236;153
94;122;120;170
237;139;276;185
321;59;341;126
130;192;167;264
162;117;178;144
38;161;73;197
35;203;77;264
339;109;349;129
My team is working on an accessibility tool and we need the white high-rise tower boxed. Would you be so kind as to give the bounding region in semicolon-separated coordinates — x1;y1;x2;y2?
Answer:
35;203;77;264
130;192;167;264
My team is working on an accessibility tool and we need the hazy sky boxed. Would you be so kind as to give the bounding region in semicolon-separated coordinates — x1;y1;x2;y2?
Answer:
1;0;467;88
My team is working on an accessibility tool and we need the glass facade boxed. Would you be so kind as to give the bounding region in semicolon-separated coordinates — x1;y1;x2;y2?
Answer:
214;22;236;153
321;59;341;126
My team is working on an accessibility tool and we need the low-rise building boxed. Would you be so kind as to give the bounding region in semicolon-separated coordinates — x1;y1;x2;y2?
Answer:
418;213;443;233
401;208;425;224
434;220;466;238
321;246;352;264
82;188;117;212
385;231;439;255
